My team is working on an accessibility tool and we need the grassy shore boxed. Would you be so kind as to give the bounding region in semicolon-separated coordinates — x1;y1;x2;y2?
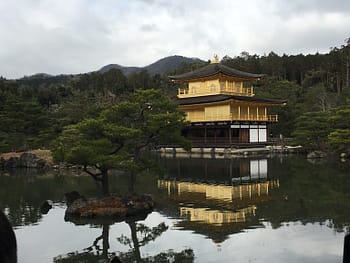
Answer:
0;149;53;166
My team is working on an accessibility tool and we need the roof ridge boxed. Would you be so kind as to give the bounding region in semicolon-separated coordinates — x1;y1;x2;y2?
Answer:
169;63;263;81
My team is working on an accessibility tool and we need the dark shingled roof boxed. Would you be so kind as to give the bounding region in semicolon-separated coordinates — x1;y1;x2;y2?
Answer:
169;63;263;81
177;94;287;106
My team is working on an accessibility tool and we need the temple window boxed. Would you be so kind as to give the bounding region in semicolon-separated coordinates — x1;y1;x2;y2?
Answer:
210;84;216;92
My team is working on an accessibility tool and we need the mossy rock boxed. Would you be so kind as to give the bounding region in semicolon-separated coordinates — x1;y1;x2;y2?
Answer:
64;193;154;224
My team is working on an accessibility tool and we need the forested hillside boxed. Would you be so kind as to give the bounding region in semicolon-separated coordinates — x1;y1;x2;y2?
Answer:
99;55;204;75
0;39;350;153
221;39;350;152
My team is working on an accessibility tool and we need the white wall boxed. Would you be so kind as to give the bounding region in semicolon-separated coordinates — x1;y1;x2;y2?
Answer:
249;128;267;142
249;129;259;142
250;159;268;179
259;128;267;142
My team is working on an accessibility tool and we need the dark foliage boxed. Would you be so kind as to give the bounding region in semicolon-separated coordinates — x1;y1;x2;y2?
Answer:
1;39;350;152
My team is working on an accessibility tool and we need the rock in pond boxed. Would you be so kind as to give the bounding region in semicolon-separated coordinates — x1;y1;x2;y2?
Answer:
307;151;327;159
340;152;350;159
65;191;86;206
64;192;154;223
40;200;53;214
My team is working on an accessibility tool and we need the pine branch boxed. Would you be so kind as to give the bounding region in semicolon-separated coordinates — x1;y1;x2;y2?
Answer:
83;165;103;182
109;142;124;155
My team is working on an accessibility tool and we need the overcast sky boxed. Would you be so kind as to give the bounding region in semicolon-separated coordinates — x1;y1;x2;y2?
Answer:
1;0;350;79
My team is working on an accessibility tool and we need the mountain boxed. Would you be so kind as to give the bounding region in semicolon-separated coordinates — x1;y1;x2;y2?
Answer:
144;55;204;75
17;73;73;86
21;73;53;79
15;55;205;81
98;64;140;75
99;55;204;75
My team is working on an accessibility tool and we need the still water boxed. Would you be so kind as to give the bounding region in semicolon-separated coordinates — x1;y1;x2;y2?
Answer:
1;156;350;262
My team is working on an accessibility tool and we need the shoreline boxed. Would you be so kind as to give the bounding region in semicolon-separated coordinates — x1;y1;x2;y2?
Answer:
2;145;349;170
158;145;303;159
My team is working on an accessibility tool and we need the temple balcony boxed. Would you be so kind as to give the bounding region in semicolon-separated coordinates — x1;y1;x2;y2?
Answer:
178;86;254;98
185;114;278;123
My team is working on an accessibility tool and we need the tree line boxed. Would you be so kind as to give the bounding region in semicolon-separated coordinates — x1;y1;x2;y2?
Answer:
0;69;179;153
220;38;350;152
221;38;350;93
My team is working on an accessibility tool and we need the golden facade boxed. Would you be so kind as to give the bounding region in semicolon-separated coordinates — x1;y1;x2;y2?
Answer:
170;57;286;144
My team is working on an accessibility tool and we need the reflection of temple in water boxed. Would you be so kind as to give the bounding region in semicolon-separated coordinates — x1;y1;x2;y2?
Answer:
179;206;257;225
160;157;273;184
158;179;278;203
158;179;279;225
157;158;280;243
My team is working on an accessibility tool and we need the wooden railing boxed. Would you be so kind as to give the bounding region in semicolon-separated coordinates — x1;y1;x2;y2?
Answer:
220;86;254;96
178;87;254;98
186;114;278;122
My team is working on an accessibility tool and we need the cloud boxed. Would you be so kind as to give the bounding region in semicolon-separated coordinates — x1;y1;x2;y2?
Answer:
0;0;349;78
140;24;159;32
273;0;350;15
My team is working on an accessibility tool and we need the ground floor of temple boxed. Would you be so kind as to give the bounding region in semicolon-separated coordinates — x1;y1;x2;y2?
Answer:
181;121;272;147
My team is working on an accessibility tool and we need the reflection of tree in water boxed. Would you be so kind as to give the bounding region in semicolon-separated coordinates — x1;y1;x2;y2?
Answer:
117;220;194;263
0;170;50;226
118;221;168;261
54;219;194;263
0;170;131;227
53;224;113;263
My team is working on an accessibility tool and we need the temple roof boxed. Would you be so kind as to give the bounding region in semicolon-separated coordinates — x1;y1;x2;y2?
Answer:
169;63;263;81
177;94;287;106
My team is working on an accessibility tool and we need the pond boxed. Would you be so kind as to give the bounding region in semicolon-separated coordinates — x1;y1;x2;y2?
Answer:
1;155;350;262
